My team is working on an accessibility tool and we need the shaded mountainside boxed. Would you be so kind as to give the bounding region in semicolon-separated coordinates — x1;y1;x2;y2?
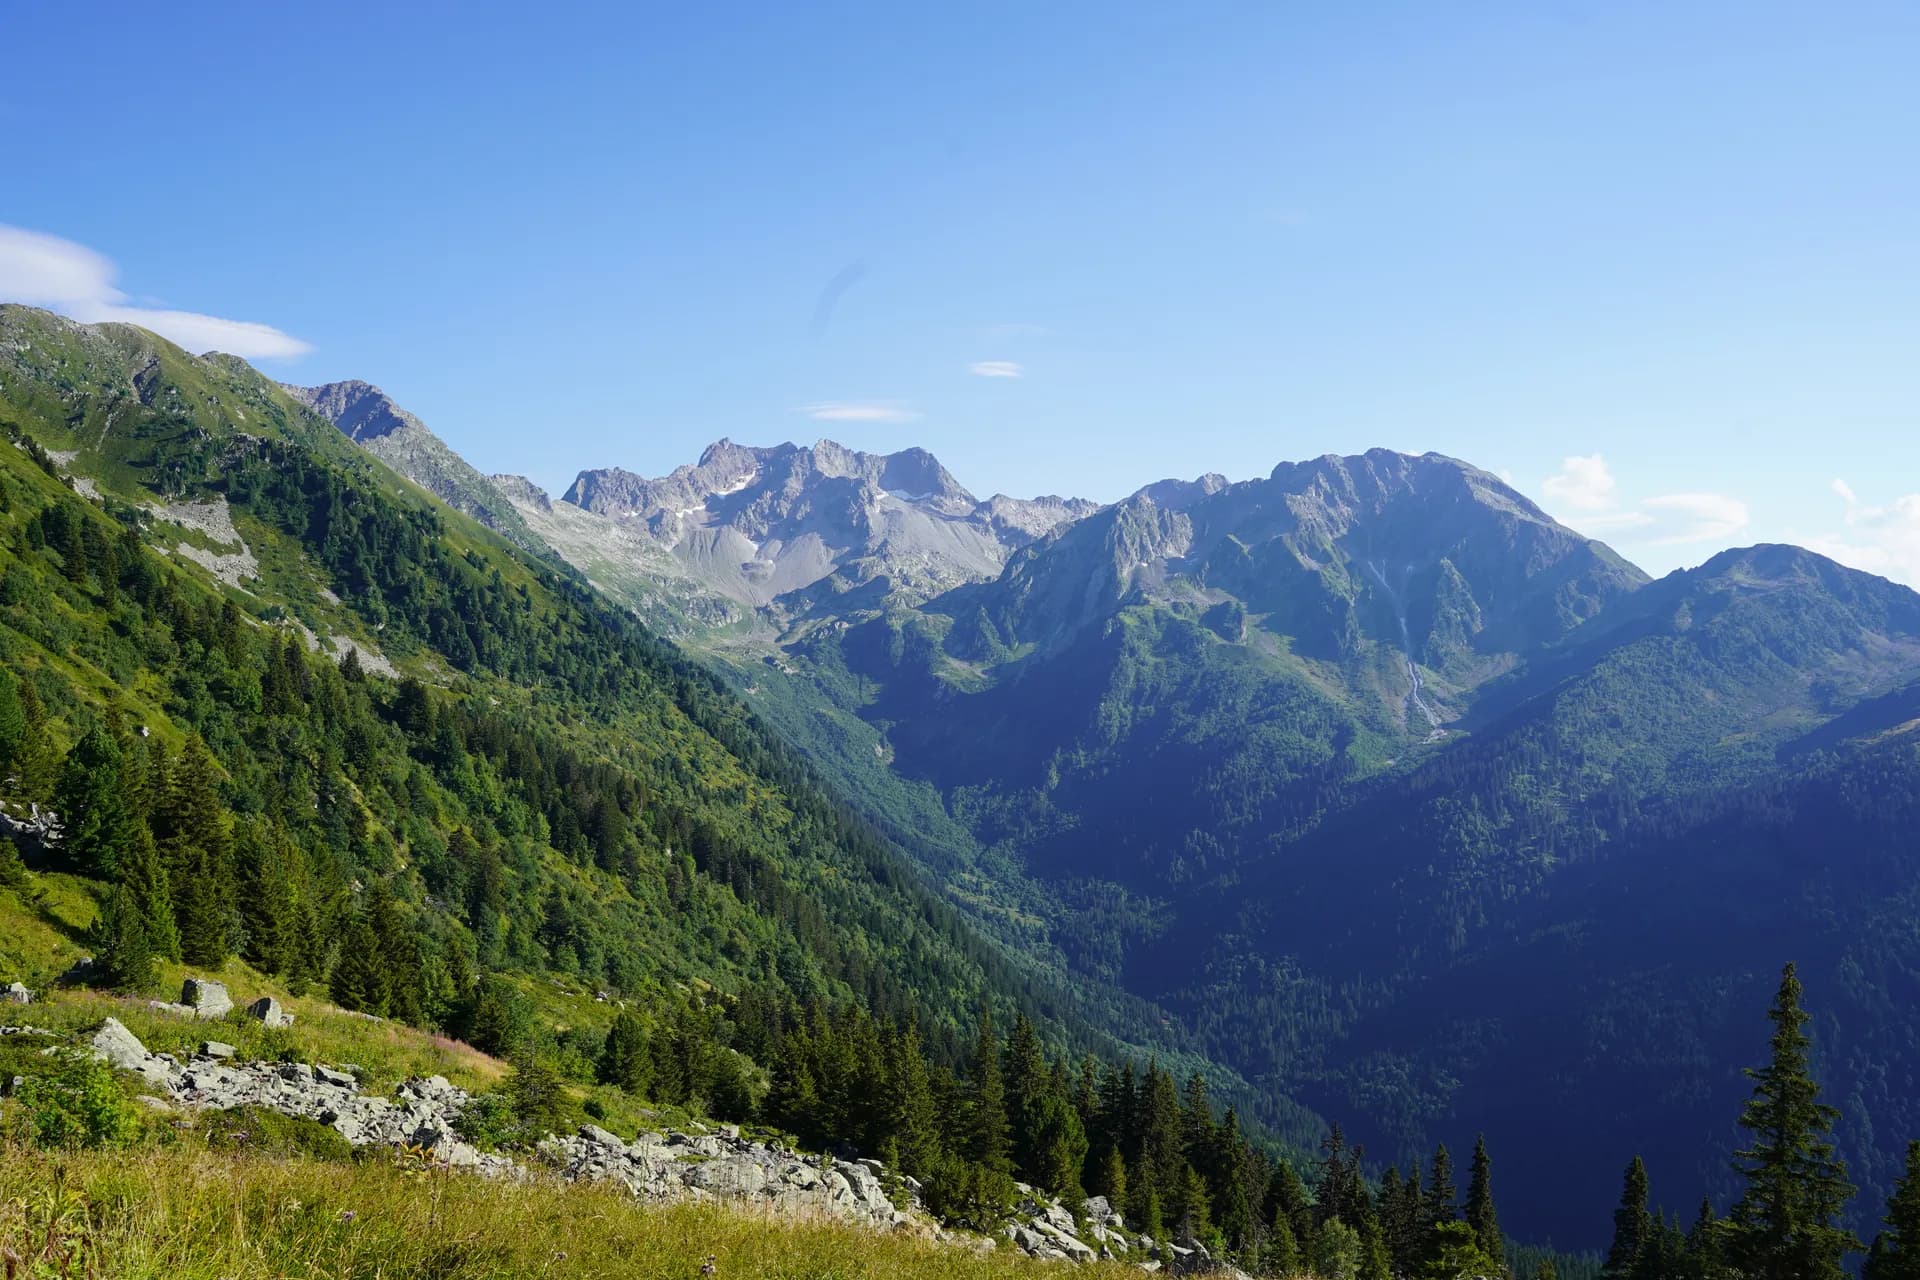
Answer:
292;363;1920;1247
0;303;1271;1125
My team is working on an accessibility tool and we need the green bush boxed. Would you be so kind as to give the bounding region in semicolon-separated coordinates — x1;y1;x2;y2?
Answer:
198;1105;354;1162
8;1051;141;1149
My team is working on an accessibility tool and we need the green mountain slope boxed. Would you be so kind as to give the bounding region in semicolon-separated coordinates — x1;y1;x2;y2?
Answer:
0;301;1117;1073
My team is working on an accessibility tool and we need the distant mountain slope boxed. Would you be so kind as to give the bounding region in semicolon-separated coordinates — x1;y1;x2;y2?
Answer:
561;438;1097;625
0;302;1152;1082
295;370;1920;1248
283;380;547;556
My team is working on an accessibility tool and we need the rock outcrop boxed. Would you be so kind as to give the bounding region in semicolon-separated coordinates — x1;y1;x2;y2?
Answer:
82;1016;1205;1268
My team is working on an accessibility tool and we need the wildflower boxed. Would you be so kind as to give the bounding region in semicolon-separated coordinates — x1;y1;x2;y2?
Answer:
701;1254;718;1275
339;1209;357;1223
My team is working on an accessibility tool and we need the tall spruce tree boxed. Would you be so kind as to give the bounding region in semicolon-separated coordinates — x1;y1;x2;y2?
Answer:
966;1006;1012;1175
1428;1143;1459;1225
597;1011;649;1093
1726;963;1858;1280
55;723;138;877
1603;1157;1653;1280
1465;1133;1504;1267
1865;1140;1920;1280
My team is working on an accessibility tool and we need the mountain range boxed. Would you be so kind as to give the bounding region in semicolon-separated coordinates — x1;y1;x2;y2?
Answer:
4;326;1914;1251
281;376;1920;1245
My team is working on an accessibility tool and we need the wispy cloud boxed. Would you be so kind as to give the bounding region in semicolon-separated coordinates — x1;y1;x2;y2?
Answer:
0;225;311;359
1640;492;1751;546
968;360;1023;379
797;400;920;424
1804;480;1920;587
1541;453;1747;546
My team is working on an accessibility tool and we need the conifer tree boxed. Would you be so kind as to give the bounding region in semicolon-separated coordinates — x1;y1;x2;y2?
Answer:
1865;1140;1920;1280
1686;1198;1725;1280
1465;1133;1504;1266
966;1006;1012;1175
156;735;232;965
1428;1143;1459;1224
1003;1012;1052;1179
55;724;137;876
89;883;155;990
1726;963;1857;1280
597;1011;649;1093
1175;1163;1213;1246
118;821;180;962
0;666;25;769
1536;1257;1559;1280
882;1020;942;1179
329;910;391;1014
1267;1209;1300;1277
1097;1145;1128;1207
1603;1157;1652;1280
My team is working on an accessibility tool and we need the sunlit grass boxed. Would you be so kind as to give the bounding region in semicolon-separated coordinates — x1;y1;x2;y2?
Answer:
0;1144;1131;1280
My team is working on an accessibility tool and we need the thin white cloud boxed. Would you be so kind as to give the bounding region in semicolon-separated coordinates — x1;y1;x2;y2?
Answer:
1804;481;1920;587
797;400;920;424
1542;454;1618;513
1541;452;1747;549
1639;492;1751;546
969;360;1023;379
0;225;311;359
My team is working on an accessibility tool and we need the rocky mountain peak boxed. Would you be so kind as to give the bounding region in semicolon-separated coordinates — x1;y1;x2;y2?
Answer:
283;380;423;443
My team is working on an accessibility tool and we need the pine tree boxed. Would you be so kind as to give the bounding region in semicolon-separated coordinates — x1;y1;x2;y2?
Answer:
966;1006;1012;1175
1536;1257;1559;1280
55;724;138;876
1097;1145;1128;1207
118;821;180;962
157;735;232;965
0;666;25;770
1003;1012;1051;1180
1428;1143;1459;1224
1268;1208;1301;1277
1603;1157;1653;1280
1726;963;1858;1280
597;1011;649;1093
1686;1197;1725;1280
89;884;155;990
882;1020;942;1179
1866;1140;1920;1280
329;911;391;1014
1175;1163;1213;1246
1465;1133;1504;1266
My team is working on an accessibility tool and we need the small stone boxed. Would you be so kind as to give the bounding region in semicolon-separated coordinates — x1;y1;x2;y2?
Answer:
245;996;294;1028
200;1041;237;1059
2;981;30;1004
315;1065;355;1089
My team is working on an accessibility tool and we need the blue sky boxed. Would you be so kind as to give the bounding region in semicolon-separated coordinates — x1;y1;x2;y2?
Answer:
3;1;1917;582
